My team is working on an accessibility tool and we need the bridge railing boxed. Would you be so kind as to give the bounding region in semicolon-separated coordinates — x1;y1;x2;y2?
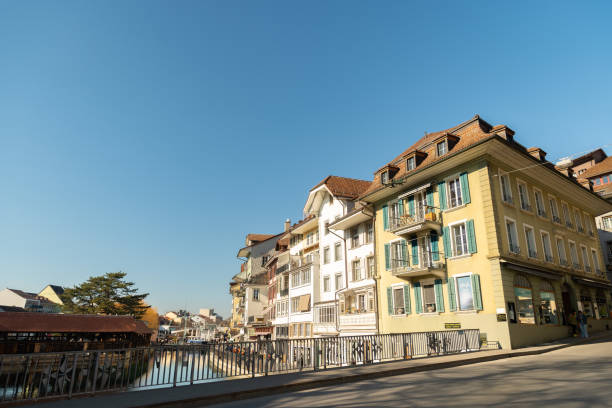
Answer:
0;329;480;404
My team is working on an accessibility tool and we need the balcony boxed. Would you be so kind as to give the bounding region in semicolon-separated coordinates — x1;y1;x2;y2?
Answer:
389;210;442;236
338;312;376;329
390;253;445;279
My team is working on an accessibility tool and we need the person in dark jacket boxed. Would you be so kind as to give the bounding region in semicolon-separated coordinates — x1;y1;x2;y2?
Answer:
577;310;589;338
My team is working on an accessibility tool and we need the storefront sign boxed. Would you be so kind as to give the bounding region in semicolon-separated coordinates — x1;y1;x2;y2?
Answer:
496;313;507;322
445;322;461;329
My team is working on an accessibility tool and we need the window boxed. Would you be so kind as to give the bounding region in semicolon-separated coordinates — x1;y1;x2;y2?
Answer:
556;238;567;266
365;222;373;244
569;241;579;269
350;227;359;248
561;203;572;228
358;294;366;312
315;305;336;323
437;141;447;156
366;256;376;278
596;289;608;319
422;283;437;313
253;289;259;301
585;214;594;235
324;222;330;235
447;177;463;208
580;289;594;318
518;182;531;211
407;156;416;171
323;275;330;292
505;218;520;254
524;226;537;258
452;223;468;256
291;268;311;287
368;290;375;312
351;259;362;281
456;276;474;311
306;231;318;245
539;281;558;324
335;273;343;290
323;246;330;264
305;324;311;337
392;286;406;315
574;209;584;233
514;275;535;324
601;216;612;231
581;246;591;272
261;256;269;267
500;173;513;204
334;242;342;261
390;240;408;268
291;297;300;313
381;171;389;184
592;249;601;274
541;231;553;262
549;198;560;223
534;189;546;217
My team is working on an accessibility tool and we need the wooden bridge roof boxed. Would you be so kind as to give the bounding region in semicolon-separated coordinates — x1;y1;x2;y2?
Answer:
0;312;151;334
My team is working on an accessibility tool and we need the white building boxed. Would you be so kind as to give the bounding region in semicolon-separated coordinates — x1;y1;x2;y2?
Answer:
0;288;60;313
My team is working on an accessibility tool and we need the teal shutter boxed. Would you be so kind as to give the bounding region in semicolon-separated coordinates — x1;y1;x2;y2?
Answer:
431;233;440;261
408;196;415;216
438;182;447;210
411;236;419;265
382;205;389;230
426;187;434;212
387;287;393;315
466;219;477;254
398;200;404;216
447;277;457;312
442;226;452;258
471;274;483;311
460;172;471;204
384;243;390;270
403;284;411;314
414;283;423;314
434;279;445;312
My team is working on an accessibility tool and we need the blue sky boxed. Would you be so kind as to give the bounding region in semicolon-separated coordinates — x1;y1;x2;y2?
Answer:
1;1;611;318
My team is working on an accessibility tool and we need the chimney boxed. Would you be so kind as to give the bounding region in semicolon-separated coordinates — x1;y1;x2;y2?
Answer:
284;218;291;232
527;147;547;162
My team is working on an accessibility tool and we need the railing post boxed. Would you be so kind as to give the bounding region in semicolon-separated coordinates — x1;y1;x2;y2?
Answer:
68;353;78;399
251;344;256;378
464;330;469;352
313;339;318;372
172;346;179;388
190;349;195;385
402;334;407;360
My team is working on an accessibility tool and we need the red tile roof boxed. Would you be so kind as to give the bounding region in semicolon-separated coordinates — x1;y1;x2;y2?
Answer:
581;156;612;179
0;312;152;334
310;175;371;199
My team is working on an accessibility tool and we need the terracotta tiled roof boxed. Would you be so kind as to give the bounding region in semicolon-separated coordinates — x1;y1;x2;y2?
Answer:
310;175;371;199
246;234;277;243
360;115;504;199
581;156;612;179
0;312;151;334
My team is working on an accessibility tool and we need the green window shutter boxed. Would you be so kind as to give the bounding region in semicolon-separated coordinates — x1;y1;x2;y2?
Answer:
426;187;434;212
384;243;391;270
471;274;483;310
460;172;471;204
447;277;457;312
442;226;452;258
411;236;419;265
438;182;447;210
400;240;408;266
408;195;415;216
403;284;411;314
434;279;445;312
387;287;393;315
382;205;389;230
398;200;404;216
413;283;423;314
466;219;477;254
431;233;440;261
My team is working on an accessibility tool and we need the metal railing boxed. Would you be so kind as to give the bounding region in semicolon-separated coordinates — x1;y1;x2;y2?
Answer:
0;329;480;404
388;209;441;231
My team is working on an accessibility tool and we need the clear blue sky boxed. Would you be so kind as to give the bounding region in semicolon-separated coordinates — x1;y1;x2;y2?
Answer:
1;1;611;318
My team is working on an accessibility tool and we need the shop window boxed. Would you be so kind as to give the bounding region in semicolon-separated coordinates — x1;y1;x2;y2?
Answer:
514;275;535;324
596;289;609;319
539;281;558;324
580;288;594;318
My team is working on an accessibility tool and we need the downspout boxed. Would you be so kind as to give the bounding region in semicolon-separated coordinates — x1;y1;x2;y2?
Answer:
371;205;381;335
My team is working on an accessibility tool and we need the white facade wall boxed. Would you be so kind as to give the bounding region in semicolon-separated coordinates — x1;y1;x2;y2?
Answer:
318;195;348;302
0;289;27;309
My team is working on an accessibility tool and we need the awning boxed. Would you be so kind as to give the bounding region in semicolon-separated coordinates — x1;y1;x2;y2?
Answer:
501;260;562;281
299;294;311;312
398;183;431;199
572;277;612;289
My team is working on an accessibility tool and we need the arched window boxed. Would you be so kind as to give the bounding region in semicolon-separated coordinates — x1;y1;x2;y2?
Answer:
595;289;608;319
514;274;535;324
580;288;594;318
539;281;558;324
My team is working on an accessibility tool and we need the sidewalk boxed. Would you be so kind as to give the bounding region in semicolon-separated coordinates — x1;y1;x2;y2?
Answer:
16;331;612;408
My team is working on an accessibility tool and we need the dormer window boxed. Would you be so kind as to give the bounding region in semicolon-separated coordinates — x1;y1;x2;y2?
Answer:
437;141;447;156
407;157;416;171
381;171;389;184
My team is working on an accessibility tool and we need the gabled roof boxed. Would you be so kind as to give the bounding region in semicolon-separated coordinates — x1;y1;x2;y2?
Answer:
309;175;372;199
359;115;506;199
45;285;65;295
582;156;612;179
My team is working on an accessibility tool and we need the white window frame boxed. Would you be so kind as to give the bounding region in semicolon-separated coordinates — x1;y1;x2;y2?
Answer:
437;140;447;156
407;156;416;171
499;171;513;204
517;179;531;212
391;283;407;316
323;275;330;292
323;246;330;264
561;201;573;229
419;278;440;314
591;248;601;274
568;240;579;269
389;237;408;267
556;236;568;266
365;221;374;244
448;219;469;258
540;231;554;263
524;224;537;259
334;242;342;261
446;174;464;209
581;245;591;272
334;272;343;290
504;216;520;254
366;255;376;278
351;259;362;281
584;212;594;236
534;188;547;218
549;196;560;224
453;272;476;311
574;208;584;233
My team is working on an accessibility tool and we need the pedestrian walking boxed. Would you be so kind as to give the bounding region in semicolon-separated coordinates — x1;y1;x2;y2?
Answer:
577;310;589;338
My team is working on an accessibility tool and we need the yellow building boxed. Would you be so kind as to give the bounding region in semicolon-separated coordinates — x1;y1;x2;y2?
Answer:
38;285;64;306
228;280;245;337
359;115;612;349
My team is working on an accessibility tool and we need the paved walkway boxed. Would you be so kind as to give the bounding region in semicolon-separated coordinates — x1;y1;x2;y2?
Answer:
18;332;612;408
